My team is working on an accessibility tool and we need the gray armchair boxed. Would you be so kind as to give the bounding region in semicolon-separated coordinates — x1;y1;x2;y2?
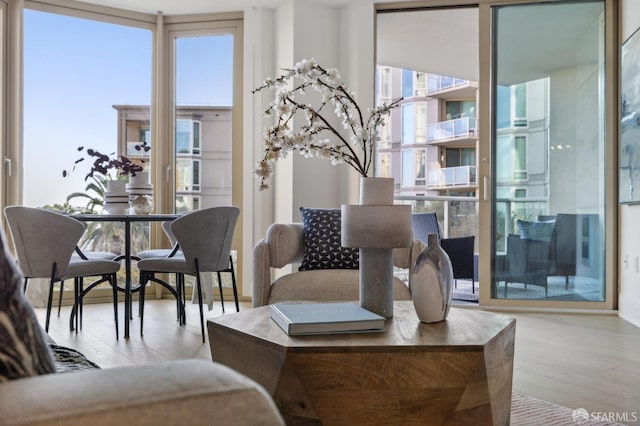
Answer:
253;222;423;307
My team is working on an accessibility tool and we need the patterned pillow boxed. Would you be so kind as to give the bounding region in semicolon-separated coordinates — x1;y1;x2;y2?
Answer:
299;207;359;271
517;219;555;243
0;228;56;382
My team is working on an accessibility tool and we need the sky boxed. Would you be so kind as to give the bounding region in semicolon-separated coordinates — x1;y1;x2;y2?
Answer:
23;9;233;208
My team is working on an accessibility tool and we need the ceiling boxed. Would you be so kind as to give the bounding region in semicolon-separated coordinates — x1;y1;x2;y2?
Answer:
376;7;479;82
74;0;349;15
73;0;602;86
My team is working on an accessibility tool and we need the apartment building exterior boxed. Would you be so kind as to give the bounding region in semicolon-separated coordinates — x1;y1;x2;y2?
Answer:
375;66;554;247
113;105;232;213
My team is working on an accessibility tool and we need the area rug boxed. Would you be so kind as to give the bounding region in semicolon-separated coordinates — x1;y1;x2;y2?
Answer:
511;393;630;426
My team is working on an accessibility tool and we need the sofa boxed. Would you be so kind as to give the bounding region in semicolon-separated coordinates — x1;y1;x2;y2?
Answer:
253;222;423;307
0;358;285;426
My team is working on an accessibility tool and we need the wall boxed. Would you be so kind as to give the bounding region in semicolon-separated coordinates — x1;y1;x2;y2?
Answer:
619;0;640;327
242;0;374;296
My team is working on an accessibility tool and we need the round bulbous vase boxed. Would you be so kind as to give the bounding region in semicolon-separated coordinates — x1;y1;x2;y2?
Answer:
410;233;454;323
131;194;154;215
126;172;154;214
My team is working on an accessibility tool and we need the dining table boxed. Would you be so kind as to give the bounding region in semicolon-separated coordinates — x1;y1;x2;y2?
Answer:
74;213;181;338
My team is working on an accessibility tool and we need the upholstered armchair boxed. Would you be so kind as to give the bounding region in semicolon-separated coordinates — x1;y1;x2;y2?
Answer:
252;222;423;307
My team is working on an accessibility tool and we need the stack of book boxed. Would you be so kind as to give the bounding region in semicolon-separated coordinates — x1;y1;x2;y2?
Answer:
269;302;385;336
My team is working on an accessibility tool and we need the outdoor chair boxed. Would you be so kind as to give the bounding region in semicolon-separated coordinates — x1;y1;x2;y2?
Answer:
136;206;240;342
498;234;551;297
4;206;121;337
411;212;477;292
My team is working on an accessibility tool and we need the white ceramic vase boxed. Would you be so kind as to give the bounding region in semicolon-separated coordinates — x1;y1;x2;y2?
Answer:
104;179;129;215
410;233;454;323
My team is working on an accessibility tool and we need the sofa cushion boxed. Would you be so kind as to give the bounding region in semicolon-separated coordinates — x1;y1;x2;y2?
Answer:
299;207;359;271
0;228;56;382
517;219;555;243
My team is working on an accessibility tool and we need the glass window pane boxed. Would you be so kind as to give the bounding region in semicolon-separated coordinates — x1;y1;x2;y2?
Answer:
402;69;413;98
492;1;606;303
402;150;413;187
402;104;415;144
175;34;233;211
176;119;192;154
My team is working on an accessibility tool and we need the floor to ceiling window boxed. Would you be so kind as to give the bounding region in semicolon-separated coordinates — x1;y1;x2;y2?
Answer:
491;0;606;303
167;25;241;303
173;34;233;213
23;10;152;210
19;4;244;304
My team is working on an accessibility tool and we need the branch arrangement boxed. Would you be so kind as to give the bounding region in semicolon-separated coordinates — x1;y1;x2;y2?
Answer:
63;142;150;181
253;59;401;190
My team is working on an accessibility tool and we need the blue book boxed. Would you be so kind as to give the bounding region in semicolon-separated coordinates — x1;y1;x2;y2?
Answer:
269;302;385;335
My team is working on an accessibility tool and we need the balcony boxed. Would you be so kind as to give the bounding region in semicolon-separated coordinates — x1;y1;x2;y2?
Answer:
427;75;478;100
427;117;477;147
427;165;477;191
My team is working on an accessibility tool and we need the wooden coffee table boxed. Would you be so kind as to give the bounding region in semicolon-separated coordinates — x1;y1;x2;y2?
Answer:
208;301;515;425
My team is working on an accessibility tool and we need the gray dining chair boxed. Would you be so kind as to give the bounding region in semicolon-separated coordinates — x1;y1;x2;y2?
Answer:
136;206;240;342
4;206;121;337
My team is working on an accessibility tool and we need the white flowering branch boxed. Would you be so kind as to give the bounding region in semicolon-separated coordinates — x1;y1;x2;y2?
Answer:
252;58;402;190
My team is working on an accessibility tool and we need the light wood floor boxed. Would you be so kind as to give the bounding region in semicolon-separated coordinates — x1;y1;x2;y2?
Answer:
36;300;640;419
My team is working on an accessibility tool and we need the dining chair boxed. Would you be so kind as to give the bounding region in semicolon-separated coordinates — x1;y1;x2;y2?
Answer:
136;206;240;342
136;218;239;319
4;206;121;337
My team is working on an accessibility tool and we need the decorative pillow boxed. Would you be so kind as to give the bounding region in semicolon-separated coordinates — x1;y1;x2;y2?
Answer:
299;207;359;271
0;229;56;382
517;219;555;243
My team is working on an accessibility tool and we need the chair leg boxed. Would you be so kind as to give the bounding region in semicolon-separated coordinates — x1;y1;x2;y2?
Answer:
180;275;187;325
139;271;147;337
78;278;85;331
195;259;205;343
230;256;239;312
110;274;119;340
216;272;225;314
45;264;57;333
57;279;64;317
175;273;181;323
179;274;186;325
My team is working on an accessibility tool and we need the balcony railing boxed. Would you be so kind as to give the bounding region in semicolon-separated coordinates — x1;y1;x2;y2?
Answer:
427;75;470;94
427;165;477;188
394;194;479;245
427;117;477;143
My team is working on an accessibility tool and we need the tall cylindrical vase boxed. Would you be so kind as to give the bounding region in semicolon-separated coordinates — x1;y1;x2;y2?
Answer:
341;177;412;318
410;233;454;323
